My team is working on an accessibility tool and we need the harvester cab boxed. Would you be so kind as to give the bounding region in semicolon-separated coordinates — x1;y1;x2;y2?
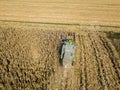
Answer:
60;37;76;68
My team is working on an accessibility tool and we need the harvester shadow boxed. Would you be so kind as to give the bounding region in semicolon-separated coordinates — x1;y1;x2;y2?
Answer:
58;41;64;66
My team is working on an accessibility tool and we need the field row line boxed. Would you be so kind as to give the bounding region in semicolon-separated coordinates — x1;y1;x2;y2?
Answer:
0;20;120;28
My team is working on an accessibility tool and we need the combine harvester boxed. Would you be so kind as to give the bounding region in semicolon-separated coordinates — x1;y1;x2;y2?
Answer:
60;36;76;68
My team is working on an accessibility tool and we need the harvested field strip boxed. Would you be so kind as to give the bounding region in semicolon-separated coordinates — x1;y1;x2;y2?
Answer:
0;0;120;26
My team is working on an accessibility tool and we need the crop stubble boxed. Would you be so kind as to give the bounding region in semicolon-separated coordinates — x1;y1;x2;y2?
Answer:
0;0;120;26
0;26;120;90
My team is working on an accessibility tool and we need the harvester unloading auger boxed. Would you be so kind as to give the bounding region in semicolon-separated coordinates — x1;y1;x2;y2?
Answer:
60;36;76;68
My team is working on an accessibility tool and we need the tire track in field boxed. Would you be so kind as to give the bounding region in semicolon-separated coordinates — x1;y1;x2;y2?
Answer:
74;33;82;90
100;35;120;80
96;34;117;89
89;32;120;89
94;34;110;89
83;32;100;90
91;32;112;90
79;33;88;90
88;32;105;90
99;35;120;89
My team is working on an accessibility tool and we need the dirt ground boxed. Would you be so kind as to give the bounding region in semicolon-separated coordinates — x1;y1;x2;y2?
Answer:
0;26;120;90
